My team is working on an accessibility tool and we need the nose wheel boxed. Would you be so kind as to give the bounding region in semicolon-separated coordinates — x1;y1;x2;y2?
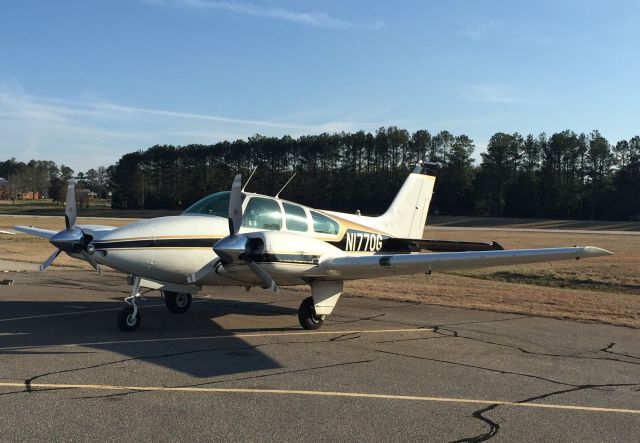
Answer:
118;276;142;332
298;296;325;330
117;305;141;332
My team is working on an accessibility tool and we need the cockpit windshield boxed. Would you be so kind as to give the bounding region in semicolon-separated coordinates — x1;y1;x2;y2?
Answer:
182;191;240;217
183;192;333;235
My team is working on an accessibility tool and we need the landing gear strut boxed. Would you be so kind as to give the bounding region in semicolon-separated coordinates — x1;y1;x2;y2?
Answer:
298;296;325;330
163;291;192;314
118;276;142;332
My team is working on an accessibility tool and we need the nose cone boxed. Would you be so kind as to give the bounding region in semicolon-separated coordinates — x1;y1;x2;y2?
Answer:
213;235;248;264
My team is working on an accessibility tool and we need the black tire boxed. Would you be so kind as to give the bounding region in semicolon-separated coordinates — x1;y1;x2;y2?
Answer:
117;305;141;332
164;291;192;314
298;296;324;330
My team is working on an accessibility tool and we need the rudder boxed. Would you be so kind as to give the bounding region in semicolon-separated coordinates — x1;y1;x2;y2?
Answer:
374;163;436;239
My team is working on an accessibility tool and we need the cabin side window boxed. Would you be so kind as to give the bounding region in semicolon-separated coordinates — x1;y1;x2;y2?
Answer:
283;202;308;232
310;211;339;235
242;197;283;230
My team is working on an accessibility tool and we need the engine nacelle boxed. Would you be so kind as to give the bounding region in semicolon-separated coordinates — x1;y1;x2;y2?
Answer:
214;231;343;265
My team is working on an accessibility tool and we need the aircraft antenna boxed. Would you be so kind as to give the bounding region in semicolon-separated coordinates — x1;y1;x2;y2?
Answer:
275;172;297;199
241;166;258;192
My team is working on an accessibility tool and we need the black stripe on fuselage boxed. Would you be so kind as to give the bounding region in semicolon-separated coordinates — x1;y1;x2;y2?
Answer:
94;234;417;254
93;238;221;249
92;239;319;264
246;253;320;265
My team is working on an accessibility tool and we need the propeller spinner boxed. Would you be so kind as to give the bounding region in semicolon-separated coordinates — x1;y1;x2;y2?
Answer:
39;179;100;273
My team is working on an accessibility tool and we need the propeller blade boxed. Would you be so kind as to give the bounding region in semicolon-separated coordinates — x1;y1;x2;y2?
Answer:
81;250;101;274
228;174;243;235
187;259;218;284
39;249;62;272
247;261;279;294
65;179;77;230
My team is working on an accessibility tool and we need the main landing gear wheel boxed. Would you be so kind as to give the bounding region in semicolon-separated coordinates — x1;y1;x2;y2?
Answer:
298;296;325;330
117;305;141;332
163;291;192;314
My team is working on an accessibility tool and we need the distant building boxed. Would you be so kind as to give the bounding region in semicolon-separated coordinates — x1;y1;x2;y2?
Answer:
0;178;10;200
77;189;97;207
20;191;40;200
1;178;44;200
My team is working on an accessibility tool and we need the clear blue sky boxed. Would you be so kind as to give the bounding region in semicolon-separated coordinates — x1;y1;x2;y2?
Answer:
1;0;639;172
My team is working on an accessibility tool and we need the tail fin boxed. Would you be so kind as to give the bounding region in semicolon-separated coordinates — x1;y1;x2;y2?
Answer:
374;163;436;239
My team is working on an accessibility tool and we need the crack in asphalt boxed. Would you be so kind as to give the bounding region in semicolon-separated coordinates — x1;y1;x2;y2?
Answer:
441;328;640;368
72;359;375;400
329;333;362;342
329;313;388;325
377;325;640;368
373;348;576;387
0;389;27;397
376;325;458;344
449;404;500;443
334;312;531;336
20;335;372;396
601;342;640;361
2;350;98;356
372;329;640;442
516;382;640;404
181;359;374;388
454;381;640;442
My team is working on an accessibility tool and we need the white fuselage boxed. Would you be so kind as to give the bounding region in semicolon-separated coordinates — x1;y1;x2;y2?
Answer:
90;215;337;287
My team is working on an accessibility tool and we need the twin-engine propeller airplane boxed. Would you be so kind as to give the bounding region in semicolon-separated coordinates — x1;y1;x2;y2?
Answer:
11;163;612;332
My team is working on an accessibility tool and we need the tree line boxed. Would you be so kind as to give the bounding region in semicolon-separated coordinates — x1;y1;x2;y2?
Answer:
2;127;639;220
0;159;112;202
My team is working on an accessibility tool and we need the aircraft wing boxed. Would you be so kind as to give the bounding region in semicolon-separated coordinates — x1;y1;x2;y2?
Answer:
319;246;613;280
13;226;58;239
13;224;117;240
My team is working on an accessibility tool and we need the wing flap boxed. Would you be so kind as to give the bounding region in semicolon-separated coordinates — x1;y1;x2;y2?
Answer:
320;247;613;280
412;239;504;252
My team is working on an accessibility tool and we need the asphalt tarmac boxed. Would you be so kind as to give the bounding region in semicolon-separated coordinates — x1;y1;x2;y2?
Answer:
0;271;639;442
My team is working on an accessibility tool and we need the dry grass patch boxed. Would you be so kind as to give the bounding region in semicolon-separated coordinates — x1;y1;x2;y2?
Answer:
427;230;639;297
343;273;640;328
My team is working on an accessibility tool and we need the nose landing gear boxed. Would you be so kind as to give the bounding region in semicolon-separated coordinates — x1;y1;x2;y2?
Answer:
117;276;142;332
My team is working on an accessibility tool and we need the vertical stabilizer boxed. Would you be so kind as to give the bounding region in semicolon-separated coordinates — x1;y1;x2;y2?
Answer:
374;163;436;239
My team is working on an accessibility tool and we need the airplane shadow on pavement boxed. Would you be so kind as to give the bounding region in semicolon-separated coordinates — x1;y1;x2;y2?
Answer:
0;298;301;378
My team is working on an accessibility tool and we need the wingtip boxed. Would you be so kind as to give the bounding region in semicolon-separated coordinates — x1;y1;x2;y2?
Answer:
582;246;614;257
